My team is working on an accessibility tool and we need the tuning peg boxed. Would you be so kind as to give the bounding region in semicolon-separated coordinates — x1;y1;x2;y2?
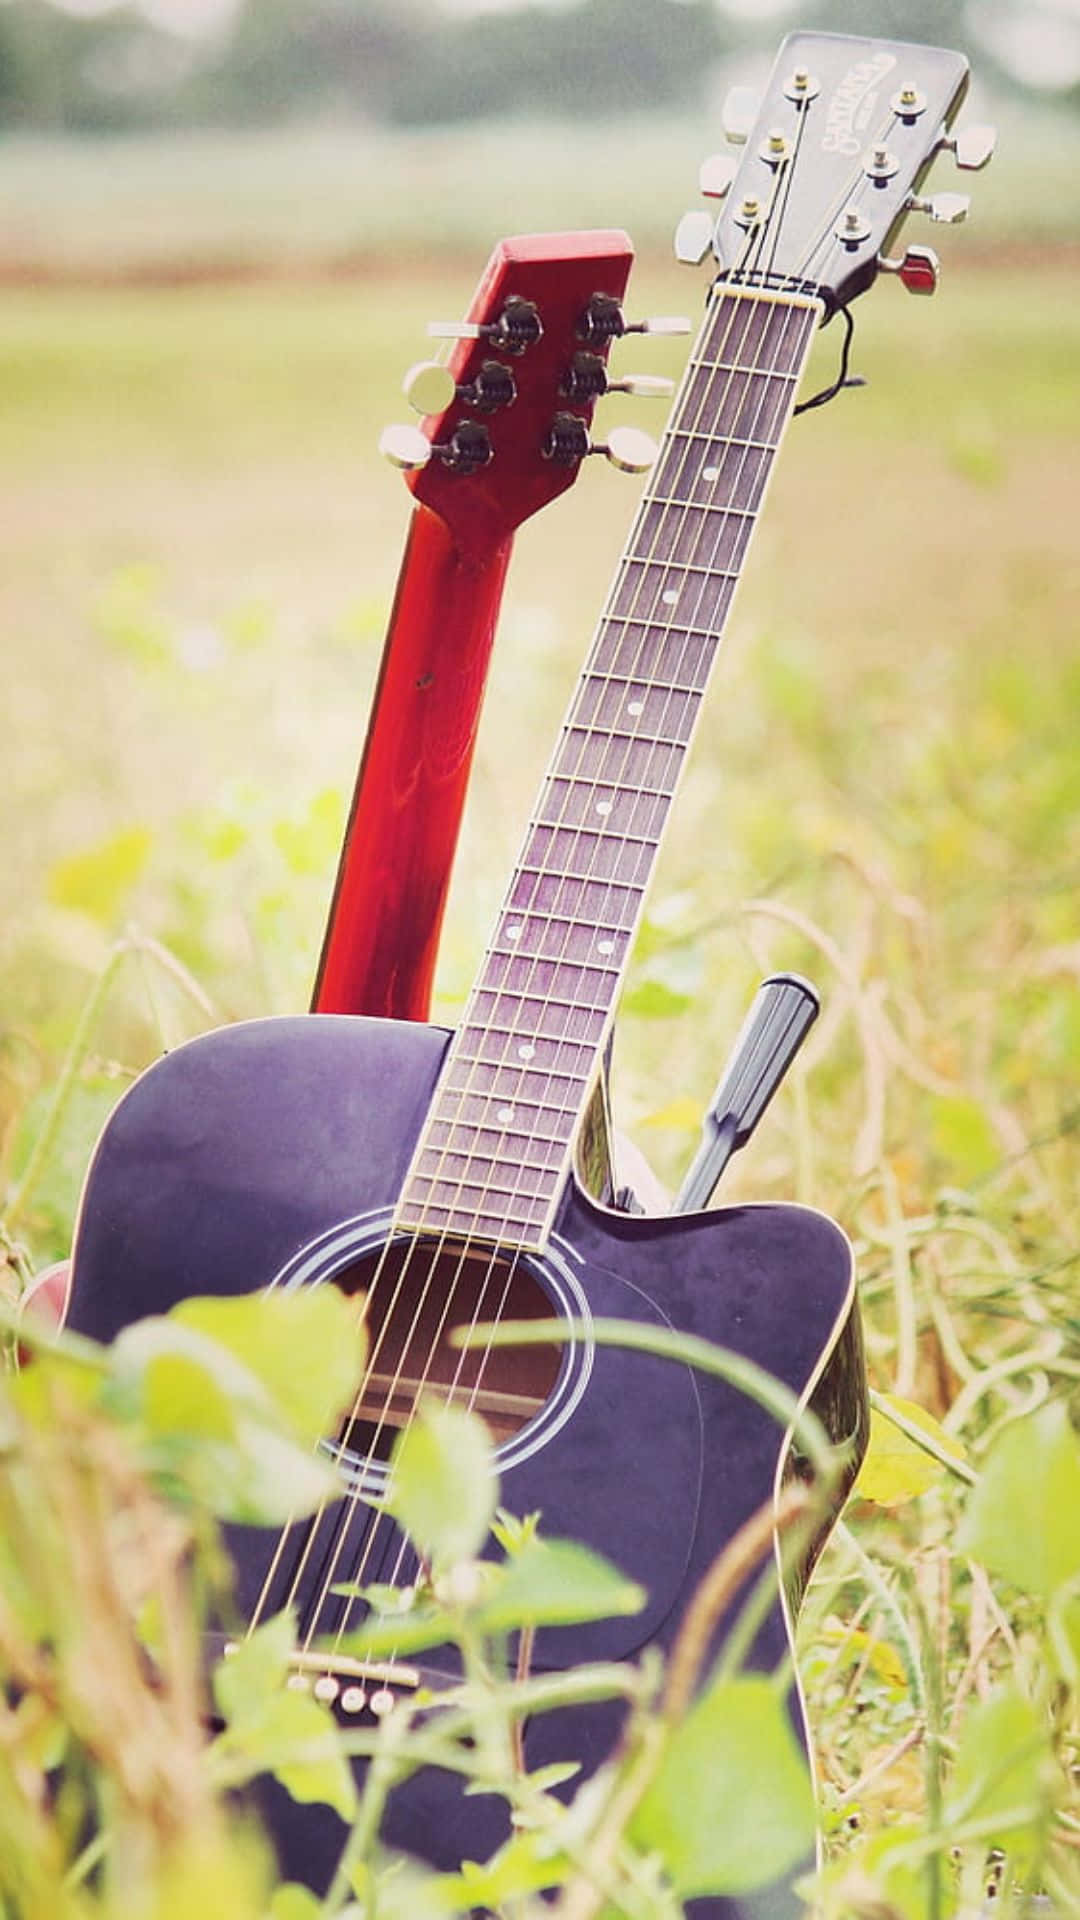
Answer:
579;293;690;345
940;122;996;170
674;209;716;265
561;353;673;403
878;243;939;295
380;419;492;474
722;84;759;145
544;416;657;472
610;374;674;399
698;152;738;200
379;423;432;471
428;295;541;354
403;361;456;415
906;191;970;224
596;425;659;473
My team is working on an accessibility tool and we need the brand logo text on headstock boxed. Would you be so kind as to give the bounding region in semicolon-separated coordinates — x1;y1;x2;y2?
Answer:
822;50;898;155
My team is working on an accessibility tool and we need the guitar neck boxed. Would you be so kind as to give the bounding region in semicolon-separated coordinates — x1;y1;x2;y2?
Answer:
312;503;513;1022
396;283;821;1248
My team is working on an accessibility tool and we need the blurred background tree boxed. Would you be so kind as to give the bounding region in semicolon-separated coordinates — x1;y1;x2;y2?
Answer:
0;0;1075;133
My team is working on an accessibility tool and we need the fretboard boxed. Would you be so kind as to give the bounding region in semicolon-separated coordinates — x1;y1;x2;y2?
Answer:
395;284;821;1248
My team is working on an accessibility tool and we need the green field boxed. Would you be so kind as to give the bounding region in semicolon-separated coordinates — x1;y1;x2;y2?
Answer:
2;174;1079;1892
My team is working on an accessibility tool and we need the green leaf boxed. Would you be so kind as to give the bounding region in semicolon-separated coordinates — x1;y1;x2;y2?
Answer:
48;826;152;924
947;1685;1050;1864
389;1401;496;1569
269;1888;323;1920
171;1288;365;1447
957;1400;1080;1598
630;1676;815;1897
221;1687;357;1822
213;1611;294;1727
450;1829;571;1907
854;1397;967;1507
472;1538;645;1633
107;1314;339;1522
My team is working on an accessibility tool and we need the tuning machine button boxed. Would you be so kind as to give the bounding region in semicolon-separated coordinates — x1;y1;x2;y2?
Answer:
698;152;738;200
403;361;456;415
428;295;541;354
906;191;970;224
674;210;715;265
722;84;760;144
379;419;492;474
597;425;659;473
878;243;939;295
940;122;997;171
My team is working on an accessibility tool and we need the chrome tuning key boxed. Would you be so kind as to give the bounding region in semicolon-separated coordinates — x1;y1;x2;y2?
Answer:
672;974;820;1213
877;243;939;295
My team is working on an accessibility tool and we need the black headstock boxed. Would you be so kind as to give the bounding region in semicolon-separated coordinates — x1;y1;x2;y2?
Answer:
698;32;980;314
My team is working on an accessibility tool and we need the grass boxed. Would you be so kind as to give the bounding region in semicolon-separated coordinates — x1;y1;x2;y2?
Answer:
1;202;1078;1900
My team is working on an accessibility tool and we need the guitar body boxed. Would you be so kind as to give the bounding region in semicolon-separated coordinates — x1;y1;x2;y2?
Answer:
67;1013;864;1917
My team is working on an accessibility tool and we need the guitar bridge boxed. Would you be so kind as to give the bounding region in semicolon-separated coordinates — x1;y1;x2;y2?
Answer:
222;1640;422;1717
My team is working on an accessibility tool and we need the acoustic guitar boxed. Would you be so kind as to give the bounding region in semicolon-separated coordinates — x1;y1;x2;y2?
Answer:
65;30;985;1915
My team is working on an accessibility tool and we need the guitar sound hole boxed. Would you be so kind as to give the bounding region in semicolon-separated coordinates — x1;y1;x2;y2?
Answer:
332;1238;563;1465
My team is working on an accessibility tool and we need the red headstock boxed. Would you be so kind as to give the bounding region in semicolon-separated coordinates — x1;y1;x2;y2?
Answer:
381;231;636;560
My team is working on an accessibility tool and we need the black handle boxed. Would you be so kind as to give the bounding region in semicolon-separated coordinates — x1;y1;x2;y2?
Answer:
672;973;820;1214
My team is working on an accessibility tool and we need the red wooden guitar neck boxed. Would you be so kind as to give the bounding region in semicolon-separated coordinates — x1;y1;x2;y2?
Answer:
312;503;511;1020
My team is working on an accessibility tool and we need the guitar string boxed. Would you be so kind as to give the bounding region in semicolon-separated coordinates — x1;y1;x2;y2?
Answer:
271;117;888;1665
302;281;778;1656
258;192;852;1663
352;105;894;1581
312;216;833;1657
316;288;816;1653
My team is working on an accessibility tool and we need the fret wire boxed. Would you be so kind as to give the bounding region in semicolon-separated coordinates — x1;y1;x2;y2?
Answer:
614;559;741;583
418;1121;572;1144
493;901;639;931
643;494;757;518
574;663;709;694
560;723;693;751
447;1056;590;1089
691;358;800;381
431;1087;583;1121
662;427;778;451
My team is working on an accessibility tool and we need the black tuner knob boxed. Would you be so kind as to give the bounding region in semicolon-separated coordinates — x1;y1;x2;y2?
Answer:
672;973;820;1213
544;411;592;466
461;360;517;412
438;420;493;473
428;295;542;355
578;292;626;345
561;352;609;402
